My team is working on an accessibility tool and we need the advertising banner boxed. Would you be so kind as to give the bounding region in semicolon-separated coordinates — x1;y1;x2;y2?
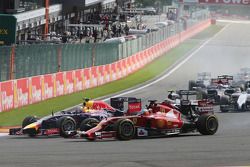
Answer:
55;72;64;97
121;59;127;77
199;0;250;5
104;64;111;83
111;63;117;81
1;81;14;111
126;57;132;74
65;71;74;94
0;83;2;112
117;61;122;79
74;69;83;92
90;67;98;88
14;78;29;108
43;74;54;100
131;55;136;71
0;15;17;45
30;76;42;104
98;65;104;85
83;68;91;89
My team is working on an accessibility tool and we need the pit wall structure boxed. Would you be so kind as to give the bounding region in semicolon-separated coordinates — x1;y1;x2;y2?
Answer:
0;19;211;112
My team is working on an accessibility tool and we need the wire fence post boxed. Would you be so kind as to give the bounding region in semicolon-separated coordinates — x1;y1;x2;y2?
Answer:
92;44;96;66
57;45;62;72
9;45;15;80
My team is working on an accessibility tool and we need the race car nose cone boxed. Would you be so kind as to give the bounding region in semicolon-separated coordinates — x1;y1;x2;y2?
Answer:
23;122;39;131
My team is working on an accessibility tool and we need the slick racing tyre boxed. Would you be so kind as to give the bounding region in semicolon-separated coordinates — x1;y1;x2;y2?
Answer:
22;116;39;137
80;118;100;131
196;115;218;135
220;96;229;112
114;119;135;140
57;116;76;138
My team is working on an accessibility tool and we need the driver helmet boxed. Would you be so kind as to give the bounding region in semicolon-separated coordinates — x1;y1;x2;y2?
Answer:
246;88;250;94
141;109;150;116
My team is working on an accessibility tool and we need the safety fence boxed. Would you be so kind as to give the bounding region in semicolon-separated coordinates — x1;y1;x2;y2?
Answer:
0;19;212;112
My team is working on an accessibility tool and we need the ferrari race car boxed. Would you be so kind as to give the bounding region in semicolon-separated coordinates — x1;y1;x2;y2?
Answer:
220;88;250;112
9;97;142;137
65;98;218;141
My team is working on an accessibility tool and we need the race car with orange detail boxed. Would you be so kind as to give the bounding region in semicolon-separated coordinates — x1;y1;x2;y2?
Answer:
64;99;218;141
9;97;142;137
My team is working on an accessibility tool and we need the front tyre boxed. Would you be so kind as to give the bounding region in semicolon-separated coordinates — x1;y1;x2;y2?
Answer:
80;118;100;131
114;119;135;140
57;116;76;138
22;116;39;137
196;115;218;135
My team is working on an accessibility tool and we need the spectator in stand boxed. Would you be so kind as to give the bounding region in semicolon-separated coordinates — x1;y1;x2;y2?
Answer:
124;24;129;36
62;32;68;43
79;32;83;43
117;23;122;37
112;24;116;37
93;28;98;43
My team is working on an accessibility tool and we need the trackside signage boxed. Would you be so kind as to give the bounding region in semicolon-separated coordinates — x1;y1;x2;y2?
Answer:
0;14;17;45
200;0;250;4
180;0;250;4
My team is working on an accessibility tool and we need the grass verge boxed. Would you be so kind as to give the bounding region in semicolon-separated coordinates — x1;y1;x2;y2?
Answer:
0;25;223;127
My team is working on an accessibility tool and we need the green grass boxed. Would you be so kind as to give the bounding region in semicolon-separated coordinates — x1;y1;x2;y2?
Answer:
0;25;223;127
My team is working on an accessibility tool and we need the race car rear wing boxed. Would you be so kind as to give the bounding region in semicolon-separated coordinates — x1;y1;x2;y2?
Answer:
110;97;142;115
178;90;197;96
211;75;233;85
217;75;233;80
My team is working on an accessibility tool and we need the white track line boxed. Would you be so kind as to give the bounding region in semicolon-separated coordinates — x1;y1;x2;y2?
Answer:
102;24;230;101
0;133;8;137
217;19;250;24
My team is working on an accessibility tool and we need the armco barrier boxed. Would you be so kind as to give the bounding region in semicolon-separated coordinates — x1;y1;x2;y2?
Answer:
0;19;211;113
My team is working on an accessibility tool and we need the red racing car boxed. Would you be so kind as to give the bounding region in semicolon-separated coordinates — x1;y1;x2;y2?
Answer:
65;99;219;141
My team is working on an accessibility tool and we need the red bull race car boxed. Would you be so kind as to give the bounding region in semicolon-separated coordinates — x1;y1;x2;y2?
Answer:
65;98;218;141
9;97;142;137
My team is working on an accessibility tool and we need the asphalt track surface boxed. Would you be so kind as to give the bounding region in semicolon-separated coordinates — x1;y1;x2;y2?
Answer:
1;21;250;167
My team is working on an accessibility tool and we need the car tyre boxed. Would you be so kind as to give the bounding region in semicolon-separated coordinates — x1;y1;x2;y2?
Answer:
80;118;100;131
114;119;135;140
196;115;218;135
57;116;76;138
22;116;38;137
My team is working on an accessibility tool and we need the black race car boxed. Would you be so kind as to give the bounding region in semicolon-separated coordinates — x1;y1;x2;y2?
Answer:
9;97;142;137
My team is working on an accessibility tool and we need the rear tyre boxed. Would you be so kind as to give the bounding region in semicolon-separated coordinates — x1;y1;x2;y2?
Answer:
220;106;229;113
57;116;76;138
196;115;218;135
220;96;229;112
114;119;135;140
80;118;100;131
22;116;38;137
